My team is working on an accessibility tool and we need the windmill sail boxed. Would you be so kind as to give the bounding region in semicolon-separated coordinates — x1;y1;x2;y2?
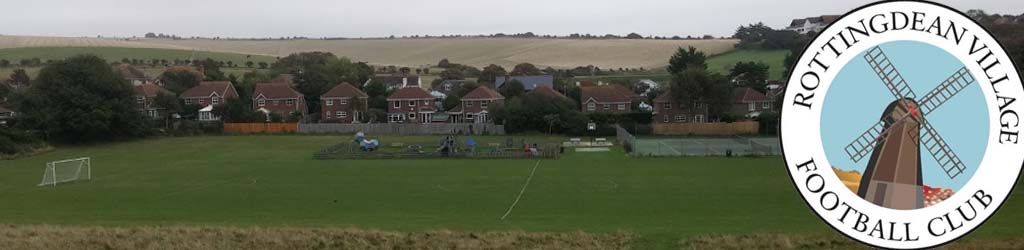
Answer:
844;119;887;162
865;47;917;100
920;120;967;179
919;67;976;115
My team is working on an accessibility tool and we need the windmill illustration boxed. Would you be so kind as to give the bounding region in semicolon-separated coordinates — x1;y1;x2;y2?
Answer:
842;46;976;210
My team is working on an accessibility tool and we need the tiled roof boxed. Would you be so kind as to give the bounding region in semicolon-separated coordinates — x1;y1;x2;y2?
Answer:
181;81;235;98
117;64;147;79
133;84;170;97
322;83;367;98
387;87;433;100
495;75;553;90
581;85;632;103
254;83;303;99
653;92;677;103
374;74;420;87
733;87;767;102
528;85;569;100
270;74;295;84
461;86;504;100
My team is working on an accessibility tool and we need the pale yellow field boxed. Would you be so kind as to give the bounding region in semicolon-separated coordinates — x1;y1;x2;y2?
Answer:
0;35;738;69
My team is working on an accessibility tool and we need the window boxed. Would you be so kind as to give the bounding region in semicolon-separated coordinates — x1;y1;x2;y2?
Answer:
482;101;489;108
467;101;473;107
762;102;771;109
618;104;626;110
663;115;669;123
694;102;704;109
198;99;205;105
389;114;403;123
748;103;755;111
695;115;705;123
444;85;452;91
258;99;266;107
337;111;347;118
325;112;330;119
326;100;334;106
466;114;475;121
409;113;416;119
212;97;220;105
185;99;192;105
393;101;400;108
286;99;294;106
409;101;415;107
340;99;348;105
587;103;596;111
663;103;671;110
136;96;144;104
675;115;686;123
273;100;280;106
422;100;429;106
603;104;610;110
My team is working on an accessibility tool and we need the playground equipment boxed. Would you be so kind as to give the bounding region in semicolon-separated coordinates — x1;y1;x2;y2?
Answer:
354;132;380;151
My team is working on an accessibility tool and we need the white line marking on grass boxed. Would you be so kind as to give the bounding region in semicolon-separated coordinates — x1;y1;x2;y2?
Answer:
435;184;452;192
657;140;683;155
500;160;541;220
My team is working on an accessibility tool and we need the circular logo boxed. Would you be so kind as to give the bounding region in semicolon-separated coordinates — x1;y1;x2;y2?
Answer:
780;1;1023;249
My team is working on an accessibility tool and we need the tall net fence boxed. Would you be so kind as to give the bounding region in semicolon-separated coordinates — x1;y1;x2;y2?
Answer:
615;125;781;157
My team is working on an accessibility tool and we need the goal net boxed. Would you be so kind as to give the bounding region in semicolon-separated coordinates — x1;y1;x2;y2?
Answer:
38;157;91;187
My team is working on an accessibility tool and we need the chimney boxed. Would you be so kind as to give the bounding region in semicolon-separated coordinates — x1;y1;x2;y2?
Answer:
403;77;408;87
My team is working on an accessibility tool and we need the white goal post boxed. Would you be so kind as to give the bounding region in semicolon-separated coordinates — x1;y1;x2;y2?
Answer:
38;157;91;187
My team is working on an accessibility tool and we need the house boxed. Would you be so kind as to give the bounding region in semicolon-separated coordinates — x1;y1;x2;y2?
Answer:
528;85;571;100
180;81;239;121
580;85;633;113
435;79;472;96
785;15;840;34
387;87;439;123
495;75;554;91
447;86;504;123
133;83;172;119
117;64;150;86
652;92;709;124
732;87;773;119
367;74;421;90
320;83;368;123
270;74;295;85
0;105;14;126
253;83;306;119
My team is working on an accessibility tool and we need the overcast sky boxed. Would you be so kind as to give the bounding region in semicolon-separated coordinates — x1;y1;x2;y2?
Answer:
2;0;1021;38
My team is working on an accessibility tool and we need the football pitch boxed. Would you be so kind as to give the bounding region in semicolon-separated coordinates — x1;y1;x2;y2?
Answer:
0;135;1022;249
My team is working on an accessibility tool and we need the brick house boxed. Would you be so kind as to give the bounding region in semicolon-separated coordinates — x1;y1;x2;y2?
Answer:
732;87;773;119
652;92;710;124
180;81;239;121
447;86;504;123
580;85;633;113
133;83;172;119
368;74;421;90
387;87;439;123
320;83;368;123
0;105;14;126
528;85;571;100
253;83;306;120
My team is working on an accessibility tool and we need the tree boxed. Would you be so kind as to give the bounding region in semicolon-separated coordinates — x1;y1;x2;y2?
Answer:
245;61;254;68
0;59;10;68
499;80;526;98
271;52;374;114
258;62;269;69
439;68;465;80
438;58;451;68
152;92;182;128
734;22;774;48
160;66;205;94
479;64;507;84
626;33;644;39
16;55;148;143
667;46;707;75
195;58;225;80
669;69;733;120
729;61;770;92
511;63;542;76
9;69;31;87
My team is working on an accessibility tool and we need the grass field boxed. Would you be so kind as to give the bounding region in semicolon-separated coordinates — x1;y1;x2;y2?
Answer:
0;47;278;65
1;135;1022;249
706;49;789;80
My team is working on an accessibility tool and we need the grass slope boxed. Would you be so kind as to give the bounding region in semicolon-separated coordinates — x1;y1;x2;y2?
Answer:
0;47;277;65
0;136;1020;249
706;49;789;80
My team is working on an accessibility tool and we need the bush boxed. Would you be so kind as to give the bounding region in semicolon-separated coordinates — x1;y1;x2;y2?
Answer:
0;128;44;155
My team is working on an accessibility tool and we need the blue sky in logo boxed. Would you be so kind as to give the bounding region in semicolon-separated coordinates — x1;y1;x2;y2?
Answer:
820;41;987;191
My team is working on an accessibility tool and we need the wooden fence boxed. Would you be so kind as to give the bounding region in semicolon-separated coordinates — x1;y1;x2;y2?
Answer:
223;123;298;134
299;123;505;135
652;121;759;135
